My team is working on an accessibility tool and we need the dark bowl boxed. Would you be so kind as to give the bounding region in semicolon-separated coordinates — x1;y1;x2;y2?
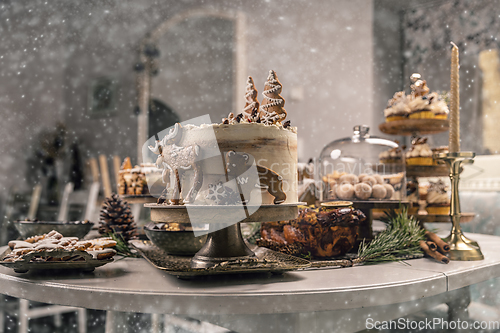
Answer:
13;221;94;239
144;223;208;256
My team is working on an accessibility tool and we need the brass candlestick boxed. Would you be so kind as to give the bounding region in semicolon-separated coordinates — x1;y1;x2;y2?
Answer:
434;152;484;261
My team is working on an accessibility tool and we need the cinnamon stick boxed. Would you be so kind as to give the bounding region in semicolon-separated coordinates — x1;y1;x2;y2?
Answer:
420;241;450;264
425;231;450;252
426;241;437;252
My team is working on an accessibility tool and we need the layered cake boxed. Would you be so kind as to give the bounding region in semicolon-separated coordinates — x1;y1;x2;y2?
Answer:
384;73;449;122
425;180;450;214
149;70;297;206
118;158;161;196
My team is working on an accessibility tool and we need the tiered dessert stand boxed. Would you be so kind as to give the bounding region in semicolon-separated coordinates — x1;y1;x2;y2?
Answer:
379;119;474;224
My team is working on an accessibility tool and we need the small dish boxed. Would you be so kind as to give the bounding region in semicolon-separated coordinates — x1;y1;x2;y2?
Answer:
143;223;208;256
13;220;94;239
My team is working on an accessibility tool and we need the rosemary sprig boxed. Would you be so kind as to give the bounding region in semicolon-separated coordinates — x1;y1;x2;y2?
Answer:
356;207;426;264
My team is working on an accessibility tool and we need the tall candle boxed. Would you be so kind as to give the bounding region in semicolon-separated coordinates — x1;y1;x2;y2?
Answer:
449;42;460;153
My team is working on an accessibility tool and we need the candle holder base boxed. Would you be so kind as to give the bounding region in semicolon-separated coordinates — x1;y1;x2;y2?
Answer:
443;230;484;261
434;152;484;261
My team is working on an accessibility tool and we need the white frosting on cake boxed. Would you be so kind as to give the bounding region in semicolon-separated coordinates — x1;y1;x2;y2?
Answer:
178;122;298;205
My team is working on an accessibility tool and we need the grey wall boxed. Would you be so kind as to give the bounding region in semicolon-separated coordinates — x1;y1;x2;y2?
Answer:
0;0;376;199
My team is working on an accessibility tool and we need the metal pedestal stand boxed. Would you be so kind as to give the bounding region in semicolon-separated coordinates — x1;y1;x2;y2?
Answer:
145;203;301;269
191;223;256;269
434;152;484;261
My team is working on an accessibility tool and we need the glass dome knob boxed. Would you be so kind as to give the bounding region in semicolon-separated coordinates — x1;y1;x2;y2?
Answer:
353;125;370;139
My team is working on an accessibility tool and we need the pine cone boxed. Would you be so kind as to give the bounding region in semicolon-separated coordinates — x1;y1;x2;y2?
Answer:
98;193;138;242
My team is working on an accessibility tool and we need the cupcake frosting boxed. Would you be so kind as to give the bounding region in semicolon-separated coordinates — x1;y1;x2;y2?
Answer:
427;92;449;115
406;137;432;158
407;96;431;112
384;92;410;117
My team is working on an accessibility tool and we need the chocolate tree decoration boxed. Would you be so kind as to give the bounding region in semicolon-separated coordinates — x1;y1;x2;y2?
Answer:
98;194;138;242
260;70;287;124
242;76;260;121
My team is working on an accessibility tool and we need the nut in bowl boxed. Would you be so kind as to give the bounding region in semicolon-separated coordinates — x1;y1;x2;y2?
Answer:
13;220;94;240
143;222;208;256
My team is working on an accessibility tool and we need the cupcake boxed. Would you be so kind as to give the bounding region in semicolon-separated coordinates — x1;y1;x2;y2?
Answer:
426;180;450;215
407;74;434;119
406;137;433;166
427;92;449;120
384;92;410;122
379;146;403;164
384;73;450;121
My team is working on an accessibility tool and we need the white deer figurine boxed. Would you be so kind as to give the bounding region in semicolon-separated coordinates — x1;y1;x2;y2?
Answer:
148;123;203;204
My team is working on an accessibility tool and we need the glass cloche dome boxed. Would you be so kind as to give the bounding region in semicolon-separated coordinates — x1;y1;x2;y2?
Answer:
319;125;406;202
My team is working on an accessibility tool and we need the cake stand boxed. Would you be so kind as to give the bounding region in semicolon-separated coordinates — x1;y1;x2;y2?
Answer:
144;203;303;271
120;194;157;204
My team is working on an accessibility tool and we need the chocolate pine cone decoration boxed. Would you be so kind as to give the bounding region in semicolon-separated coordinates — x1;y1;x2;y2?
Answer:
98;194;138;242
242;76;260;121
260;70;287;124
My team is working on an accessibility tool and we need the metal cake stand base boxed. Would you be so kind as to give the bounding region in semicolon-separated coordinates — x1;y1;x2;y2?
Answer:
191;223;257;269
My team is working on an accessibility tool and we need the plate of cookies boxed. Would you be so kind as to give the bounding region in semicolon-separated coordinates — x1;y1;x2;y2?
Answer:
0;230;117;273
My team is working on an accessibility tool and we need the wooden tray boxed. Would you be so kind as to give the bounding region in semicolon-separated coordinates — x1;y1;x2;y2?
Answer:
372;211;475;223
414;213;475;223
406;165;450;177
130;240;310;278
379;119;449;135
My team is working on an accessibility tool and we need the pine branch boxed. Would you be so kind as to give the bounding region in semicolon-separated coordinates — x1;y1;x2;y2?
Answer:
107;232;140;258
356;207;426;264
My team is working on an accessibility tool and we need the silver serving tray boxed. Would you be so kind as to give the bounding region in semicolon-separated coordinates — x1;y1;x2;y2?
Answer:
0;248;113;274
130;240;310;278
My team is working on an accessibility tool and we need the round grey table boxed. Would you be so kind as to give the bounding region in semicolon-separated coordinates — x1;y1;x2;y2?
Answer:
1;233;500;333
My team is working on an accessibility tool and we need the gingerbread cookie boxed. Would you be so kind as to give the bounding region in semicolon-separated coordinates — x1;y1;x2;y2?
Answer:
257;165;286;204
2;231;118;265
260;70;287;124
